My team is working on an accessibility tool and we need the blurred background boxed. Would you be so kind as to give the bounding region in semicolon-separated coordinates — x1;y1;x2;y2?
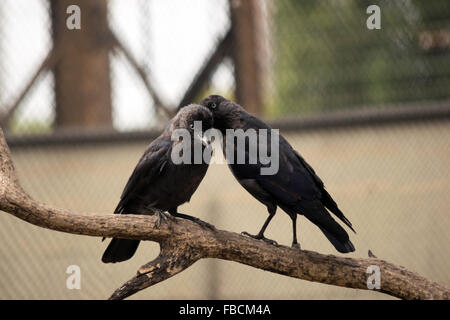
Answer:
0;0;449;299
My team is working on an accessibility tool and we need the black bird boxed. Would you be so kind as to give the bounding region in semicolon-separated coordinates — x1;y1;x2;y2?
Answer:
200;95;355;253
102;104;214;263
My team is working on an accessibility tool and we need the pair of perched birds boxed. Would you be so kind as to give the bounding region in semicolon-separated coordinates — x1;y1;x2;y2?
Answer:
102;95;355;263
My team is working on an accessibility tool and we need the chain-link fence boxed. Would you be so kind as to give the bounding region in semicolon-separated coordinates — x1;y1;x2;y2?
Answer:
270;0;450;116
0;0;449;299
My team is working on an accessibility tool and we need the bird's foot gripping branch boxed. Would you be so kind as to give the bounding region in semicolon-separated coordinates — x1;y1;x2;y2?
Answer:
0;128;448;300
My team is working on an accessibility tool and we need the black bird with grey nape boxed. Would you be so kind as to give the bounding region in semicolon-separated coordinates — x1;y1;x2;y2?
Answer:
200;95;355;253
102;104;214;263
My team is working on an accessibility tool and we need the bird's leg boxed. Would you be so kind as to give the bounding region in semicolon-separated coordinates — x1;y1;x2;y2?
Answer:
169;209;215;230
290;213;301;250
242;206;278;246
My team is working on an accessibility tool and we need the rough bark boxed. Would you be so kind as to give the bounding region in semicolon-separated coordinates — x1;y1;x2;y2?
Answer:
0;128;448;300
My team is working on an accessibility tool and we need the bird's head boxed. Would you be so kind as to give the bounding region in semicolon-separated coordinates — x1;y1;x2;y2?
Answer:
199;95;242;131
172;104;213;146
199;94;227;112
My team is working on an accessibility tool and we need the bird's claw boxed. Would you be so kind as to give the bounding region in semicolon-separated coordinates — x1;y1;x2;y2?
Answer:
154;209;176;228
292;242;301;250
262;237;278;246
241;232;278;246
169;212;215;230
190;217;215;230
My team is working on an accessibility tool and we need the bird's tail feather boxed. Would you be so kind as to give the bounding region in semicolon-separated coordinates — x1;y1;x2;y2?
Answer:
298;200;355;253
102;238;140;263
321;190;355;233
316;225;355;253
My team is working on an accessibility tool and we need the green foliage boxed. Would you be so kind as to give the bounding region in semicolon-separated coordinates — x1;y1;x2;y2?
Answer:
270;0;450;116
9;118;52;135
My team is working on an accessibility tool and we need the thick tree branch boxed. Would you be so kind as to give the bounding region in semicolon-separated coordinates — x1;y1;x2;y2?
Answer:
0;128;448;300
110;242;201;300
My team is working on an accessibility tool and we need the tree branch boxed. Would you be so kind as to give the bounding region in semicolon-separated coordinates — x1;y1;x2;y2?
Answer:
0;128;448;300
110;242;201;300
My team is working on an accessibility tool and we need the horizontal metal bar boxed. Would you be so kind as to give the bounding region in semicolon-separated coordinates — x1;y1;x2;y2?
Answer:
269;100;450;133
6;100;450;149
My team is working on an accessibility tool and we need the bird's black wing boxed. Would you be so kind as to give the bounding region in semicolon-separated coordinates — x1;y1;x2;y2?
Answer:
291;149;354;232
114;135;171;214
235;112;322;202
236;111;354;231
249;139;355;252
253;136;322;204
254;136;354;231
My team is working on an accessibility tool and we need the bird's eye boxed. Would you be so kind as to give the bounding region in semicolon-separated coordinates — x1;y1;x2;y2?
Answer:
189;123;195;129
211;103;217;109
